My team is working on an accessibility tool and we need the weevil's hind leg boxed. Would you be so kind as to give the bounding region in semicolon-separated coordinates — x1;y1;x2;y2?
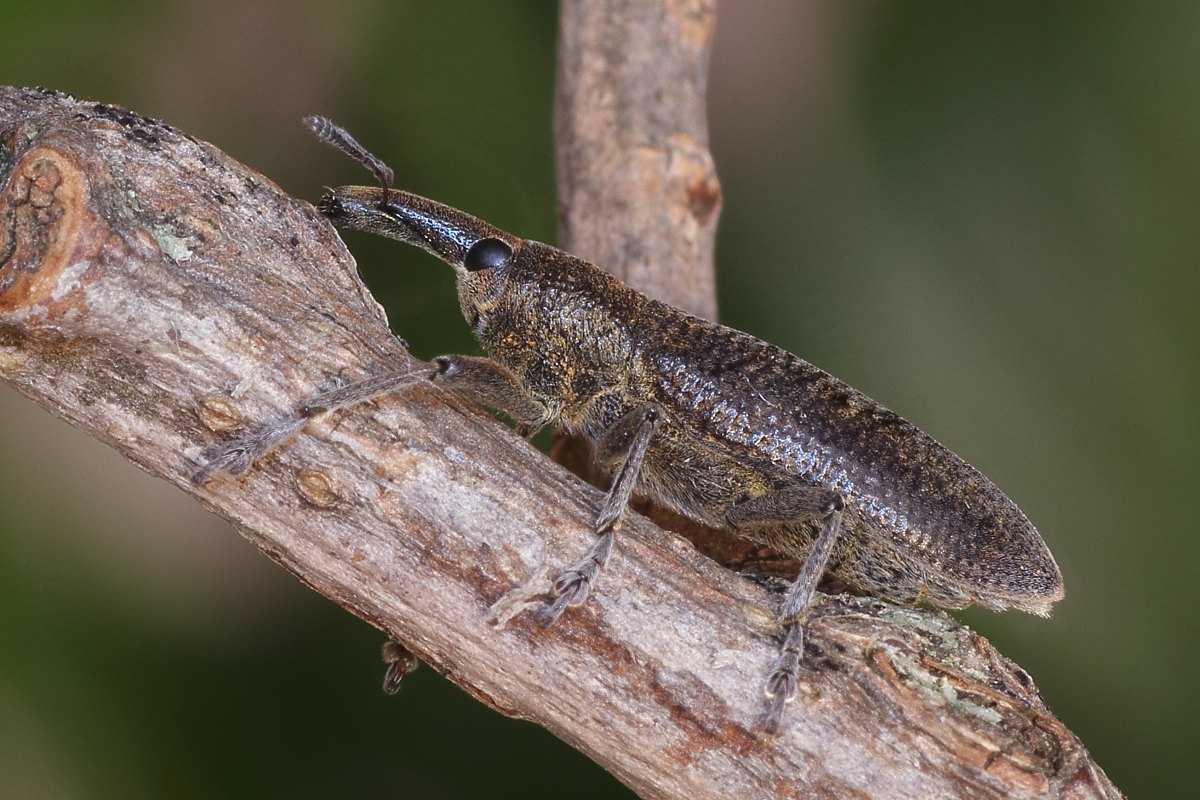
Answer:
537;402;662;626
761;623;806;734
726;486;845;733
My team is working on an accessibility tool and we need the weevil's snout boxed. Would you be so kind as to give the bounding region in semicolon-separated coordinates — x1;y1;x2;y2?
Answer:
317;185;401;234
318;185;515;272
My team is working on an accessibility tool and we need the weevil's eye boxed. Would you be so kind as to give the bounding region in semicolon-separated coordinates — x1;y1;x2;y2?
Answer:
464;238;513;272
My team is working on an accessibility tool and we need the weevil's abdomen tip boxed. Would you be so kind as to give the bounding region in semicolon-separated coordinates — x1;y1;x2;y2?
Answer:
990;562;1065;616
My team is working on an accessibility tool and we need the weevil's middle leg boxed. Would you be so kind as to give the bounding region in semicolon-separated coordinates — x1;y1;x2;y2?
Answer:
538;402;662;626
726;486;845;733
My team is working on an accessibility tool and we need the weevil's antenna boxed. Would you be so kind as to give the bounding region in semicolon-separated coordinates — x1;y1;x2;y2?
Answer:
304;115;394;208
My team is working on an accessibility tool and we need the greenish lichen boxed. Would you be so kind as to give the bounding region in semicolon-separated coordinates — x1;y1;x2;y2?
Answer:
881;606;961;651
883;644;1004;725
151;224;193;262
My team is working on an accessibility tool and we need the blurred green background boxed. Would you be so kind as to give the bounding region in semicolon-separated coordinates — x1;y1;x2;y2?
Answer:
0;1;1194;797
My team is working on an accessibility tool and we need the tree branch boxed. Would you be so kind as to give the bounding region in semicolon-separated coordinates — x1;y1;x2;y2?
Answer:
0;82;1118;800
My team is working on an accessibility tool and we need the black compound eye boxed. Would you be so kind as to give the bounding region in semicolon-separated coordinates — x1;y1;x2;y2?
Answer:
463;237;513;272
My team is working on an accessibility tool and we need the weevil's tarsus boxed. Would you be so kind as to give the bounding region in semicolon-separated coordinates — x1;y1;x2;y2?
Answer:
761;623;805;736
538;528;614;627
192;415;308;485
381;640;419;694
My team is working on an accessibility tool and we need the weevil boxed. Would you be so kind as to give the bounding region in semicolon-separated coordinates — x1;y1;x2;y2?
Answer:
196;117;1063;732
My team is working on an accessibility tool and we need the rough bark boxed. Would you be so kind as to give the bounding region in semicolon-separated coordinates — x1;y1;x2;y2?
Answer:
0;82;1119;800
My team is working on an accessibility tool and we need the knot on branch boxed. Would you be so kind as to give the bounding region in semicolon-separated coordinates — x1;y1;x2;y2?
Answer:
0;140;96;322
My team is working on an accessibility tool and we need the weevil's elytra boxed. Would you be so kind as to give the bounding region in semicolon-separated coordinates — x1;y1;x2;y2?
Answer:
196;117;1063;733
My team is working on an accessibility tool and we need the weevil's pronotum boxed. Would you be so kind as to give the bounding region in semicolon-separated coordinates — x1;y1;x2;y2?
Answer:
196;117;1063;732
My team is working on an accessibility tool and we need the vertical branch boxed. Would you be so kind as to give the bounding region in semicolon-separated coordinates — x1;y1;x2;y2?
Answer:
556;0;721;321
553;0;746;566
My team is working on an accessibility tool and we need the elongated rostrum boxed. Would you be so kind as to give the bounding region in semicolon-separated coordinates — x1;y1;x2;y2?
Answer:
198;118;1063;733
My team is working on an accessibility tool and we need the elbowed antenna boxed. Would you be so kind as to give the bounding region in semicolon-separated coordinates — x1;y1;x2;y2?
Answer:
320;185;514;267
304;115;395;207
305;115;513;267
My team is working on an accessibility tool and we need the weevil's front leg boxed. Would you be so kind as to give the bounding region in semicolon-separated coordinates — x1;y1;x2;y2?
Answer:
193;367;431;484
726;486;845;733
538;402;662;626
428;355;553;434
193;355;549;485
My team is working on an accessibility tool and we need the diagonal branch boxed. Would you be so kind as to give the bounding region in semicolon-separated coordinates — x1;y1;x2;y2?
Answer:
0;79;1118;800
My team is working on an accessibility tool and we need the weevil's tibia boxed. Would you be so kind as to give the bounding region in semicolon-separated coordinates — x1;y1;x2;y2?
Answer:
538;403;663;626
592;403;664;534
304;115;395;208
294;369;431;418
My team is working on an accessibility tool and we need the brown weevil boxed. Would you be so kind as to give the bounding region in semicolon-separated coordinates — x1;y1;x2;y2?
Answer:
196;117;1064;733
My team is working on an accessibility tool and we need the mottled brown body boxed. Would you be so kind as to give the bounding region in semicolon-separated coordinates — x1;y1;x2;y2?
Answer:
323;185;1063;617
200;118;1062;731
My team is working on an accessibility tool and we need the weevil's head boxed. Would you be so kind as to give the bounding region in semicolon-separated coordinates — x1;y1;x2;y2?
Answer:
319;185;523;333
320;185;642;378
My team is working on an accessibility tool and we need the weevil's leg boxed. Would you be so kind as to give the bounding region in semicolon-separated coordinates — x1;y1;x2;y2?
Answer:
192;367;431;485
429;355;553;432
194;355;548;486
538;402;662;626
761;624;805;735
726;486;844;733
295;369;432;417
192;414;311;485
380;640;419;695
